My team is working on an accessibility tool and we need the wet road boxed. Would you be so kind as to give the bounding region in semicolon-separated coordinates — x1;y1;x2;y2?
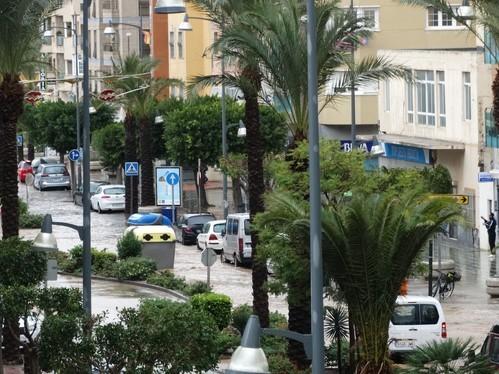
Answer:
19;185;499;345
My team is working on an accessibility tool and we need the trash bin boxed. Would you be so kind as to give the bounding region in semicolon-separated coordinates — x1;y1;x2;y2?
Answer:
125;225;176;269
161;208;176;223
127;213;172;227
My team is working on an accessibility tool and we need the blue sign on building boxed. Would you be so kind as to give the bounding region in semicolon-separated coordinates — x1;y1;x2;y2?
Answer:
479;172;494;183
341;140;374;153
383;143;429;164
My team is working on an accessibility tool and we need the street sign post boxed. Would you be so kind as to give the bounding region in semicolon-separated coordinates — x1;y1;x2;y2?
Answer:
125;162;139;215
68;149;81;162
201;247;217;288
16;135;23;147
155;166;182;208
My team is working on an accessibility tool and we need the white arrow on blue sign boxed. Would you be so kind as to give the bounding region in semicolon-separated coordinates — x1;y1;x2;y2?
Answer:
16;135;23;147
166;172;179;185
125;162;139;176
68;149;80;162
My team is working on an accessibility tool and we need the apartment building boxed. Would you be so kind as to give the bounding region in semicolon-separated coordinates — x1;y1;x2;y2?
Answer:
40;0;151;101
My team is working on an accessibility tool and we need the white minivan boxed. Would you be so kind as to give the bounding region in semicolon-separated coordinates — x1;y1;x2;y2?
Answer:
221;213;252;266
389;295;447;354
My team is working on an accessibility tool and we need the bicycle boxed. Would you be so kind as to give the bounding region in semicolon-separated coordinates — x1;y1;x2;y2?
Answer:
432;270;457;300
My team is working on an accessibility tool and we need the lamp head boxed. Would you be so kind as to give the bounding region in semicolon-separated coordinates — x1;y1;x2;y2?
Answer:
178;15;193;31
155;0;186;14
457;0;474;19
43;29;53;38
237;120;246;138
32;214;58;252
104;21;116;35
226;315;269;374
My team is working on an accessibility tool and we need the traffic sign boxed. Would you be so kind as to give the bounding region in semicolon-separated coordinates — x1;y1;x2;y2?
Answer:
68;149;80;162
16;135;23;147
430;194;470;205
166;172;179;186
201;248;217;267
125;162;139;177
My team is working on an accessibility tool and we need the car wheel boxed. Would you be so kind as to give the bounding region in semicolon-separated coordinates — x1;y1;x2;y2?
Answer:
197;241;202;250
97;203;103;214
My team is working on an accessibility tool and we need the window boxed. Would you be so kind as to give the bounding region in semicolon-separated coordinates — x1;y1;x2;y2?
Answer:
213;223;225;233
169;31;175;58
232;219;239;235
384;80;390;112
65;22;72;37
244;219;251;236
93;30;97;58
139;0;149;16
421;305;439;324
66;60;72;75
406;79;414;123
427;6;462;28
415;70;435;125
437;71;446;127
391;305;418;325
463;72;471;120
355;7;380;31
177;31;184;59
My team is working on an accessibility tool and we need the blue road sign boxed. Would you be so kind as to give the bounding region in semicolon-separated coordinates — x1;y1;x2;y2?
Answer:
16;135;23;147
125;162;139;177
166;172;179;186
68;149;80;162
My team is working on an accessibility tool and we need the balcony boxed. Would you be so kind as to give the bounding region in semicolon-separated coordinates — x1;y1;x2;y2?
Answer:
485;108;499;148
485;29;499;64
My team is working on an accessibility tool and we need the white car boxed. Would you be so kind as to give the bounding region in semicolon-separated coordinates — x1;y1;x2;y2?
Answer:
196;219;226;253
90;184;125;213
389;295;447;355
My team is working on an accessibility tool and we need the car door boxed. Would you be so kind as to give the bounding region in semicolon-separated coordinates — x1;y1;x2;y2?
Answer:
91;187;102;209
223;218;232;258
198;223;209;248
389;303;420;351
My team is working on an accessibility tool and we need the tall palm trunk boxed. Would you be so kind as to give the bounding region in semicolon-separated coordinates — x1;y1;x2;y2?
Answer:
493;68;499;128
0;74;24;364
242;66;269;328
139;117;155;206
27;143;34;161
124;112;138;215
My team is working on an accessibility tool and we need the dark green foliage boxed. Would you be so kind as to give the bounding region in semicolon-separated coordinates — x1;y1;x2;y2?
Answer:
217;327;241;355
402;338;495;373
155;97;184;159
267;354;311;374
92;123;125;171
0;237;46;287
18;200;43;228
324;305;349;373
116;257;156;281
325;339;350;369
92;250;118;276
146;271;211;296
117;231;142;259
65;245;118;276
231;304;253;334
89;102;116;133
190;292;232;330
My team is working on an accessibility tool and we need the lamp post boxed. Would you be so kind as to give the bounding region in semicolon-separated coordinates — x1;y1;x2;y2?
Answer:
43;23;82;189
156;5;230;218
104;19;145;57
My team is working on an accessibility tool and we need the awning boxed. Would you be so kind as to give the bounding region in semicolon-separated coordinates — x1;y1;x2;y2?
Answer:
378;134;465;150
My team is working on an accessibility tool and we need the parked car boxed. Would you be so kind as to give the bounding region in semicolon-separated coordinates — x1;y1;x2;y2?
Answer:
33;164;71;191
17;160;33;183
174;213;216;245
221;213;252;266
480;324;499;368
31;157;59;173
73;180;109;206
90;184;125;213
389;295;446;355
196;219;226;253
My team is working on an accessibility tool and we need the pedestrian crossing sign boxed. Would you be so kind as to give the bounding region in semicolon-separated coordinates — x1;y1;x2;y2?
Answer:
125;162;139;176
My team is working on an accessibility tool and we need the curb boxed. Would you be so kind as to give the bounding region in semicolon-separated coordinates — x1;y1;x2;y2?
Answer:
58;272;189;301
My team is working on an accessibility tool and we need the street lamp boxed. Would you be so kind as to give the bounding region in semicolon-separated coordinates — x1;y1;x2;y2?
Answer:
457;0;474;18
154;0;185;14
103;20;146;57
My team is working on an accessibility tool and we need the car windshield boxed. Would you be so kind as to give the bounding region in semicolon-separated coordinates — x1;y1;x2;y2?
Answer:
213;223;225;233
244;219;250;235
22;163;31;169
44;166;66;174
103;187;125;195
391;305;418;325
188;215;214;225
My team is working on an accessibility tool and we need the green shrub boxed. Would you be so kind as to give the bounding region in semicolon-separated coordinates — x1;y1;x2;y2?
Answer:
147;270;188;291
270;311;288;329
18;200;43;228
117;231;142;259
325;339;350;369
116;257;156;281
92;250;117;275
267;354;311;374
231;304;253;334
67;245;118;276
190;293;232;330
0;237;46;286
217;326;241;355
185;280;212;296
56;251;78;273
68;245;84;270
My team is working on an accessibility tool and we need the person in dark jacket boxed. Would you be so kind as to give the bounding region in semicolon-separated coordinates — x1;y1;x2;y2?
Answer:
482;213;497;255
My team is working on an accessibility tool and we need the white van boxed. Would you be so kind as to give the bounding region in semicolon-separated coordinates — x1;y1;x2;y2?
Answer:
221;213;252;266
389;295;447;354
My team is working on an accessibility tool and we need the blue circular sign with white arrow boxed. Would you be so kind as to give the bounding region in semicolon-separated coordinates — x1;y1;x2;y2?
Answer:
165;172;180;186
68;149;81;162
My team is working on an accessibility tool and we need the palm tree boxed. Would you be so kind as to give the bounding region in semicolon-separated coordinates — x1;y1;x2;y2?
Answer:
258;191;461;373
108;55;176;211
0;0;46;238
212;0;409;366
403;338;495;373
325;305;349;374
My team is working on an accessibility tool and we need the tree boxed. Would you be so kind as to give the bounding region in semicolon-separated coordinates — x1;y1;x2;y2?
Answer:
92;123;125;181
0;0;47;239
164;96;244;209
258;192;461;373
155;97;184;160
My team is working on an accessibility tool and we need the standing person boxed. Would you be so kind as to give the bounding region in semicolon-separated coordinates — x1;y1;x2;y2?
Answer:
481;213;497;255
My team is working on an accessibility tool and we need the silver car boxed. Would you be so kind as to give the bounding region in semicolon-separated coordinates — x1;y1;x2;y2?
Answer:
34;164;71;191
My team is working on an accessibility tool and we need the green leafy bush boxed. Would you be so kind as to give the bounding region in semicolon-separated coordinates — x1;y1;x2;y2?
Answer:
217;326;241;355
232;304;253;334
18;200;43;228
116;257;156;281
92;250;117;275
191;293;232;330
56;251;78;273
267;354;311;374
68;244;84;270
185;280;212;296
0;237;46;286
66;245;118;276
146;271;211;296
117;231;142;259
